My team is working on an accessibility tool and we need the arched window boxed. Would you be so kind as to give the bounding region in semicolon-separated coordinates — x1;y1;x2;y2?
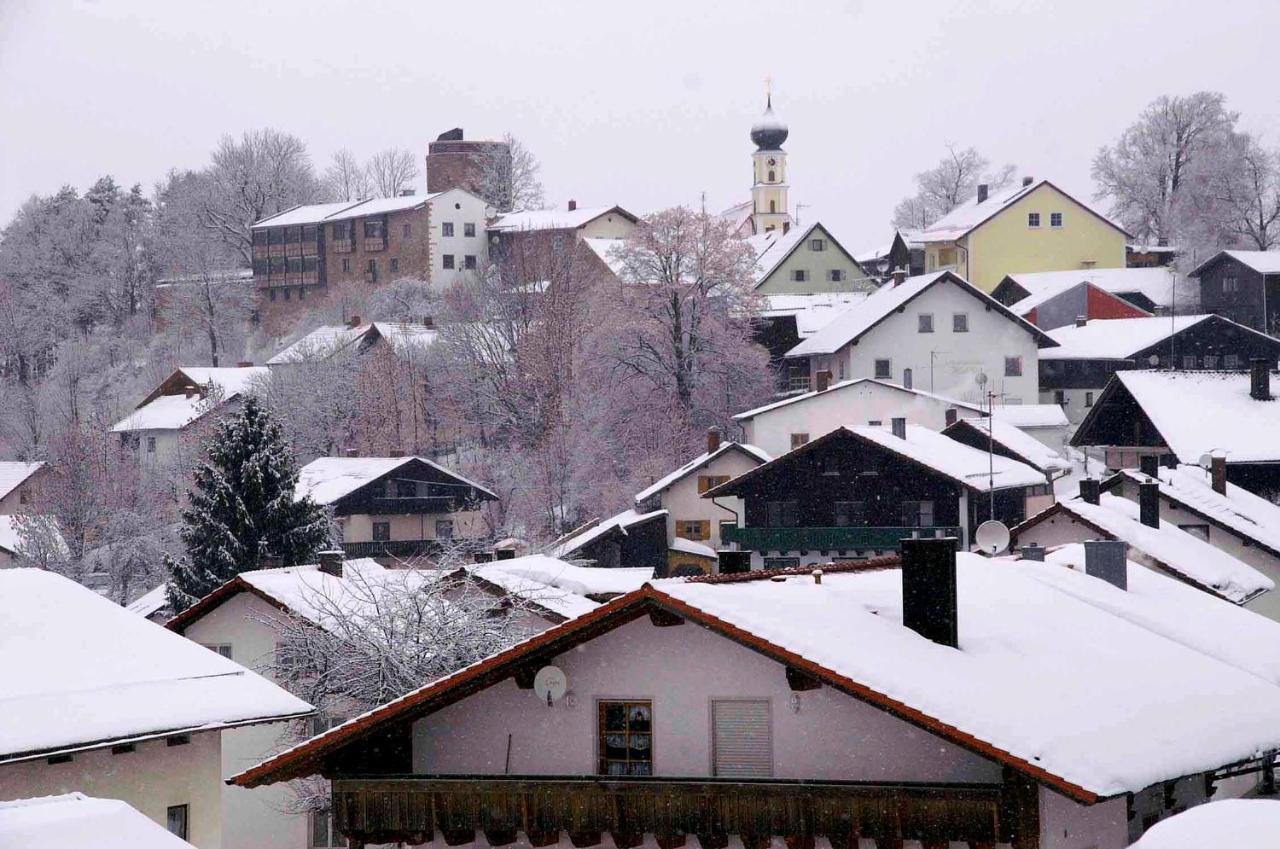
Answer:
768;170;776;182
769;200;777;213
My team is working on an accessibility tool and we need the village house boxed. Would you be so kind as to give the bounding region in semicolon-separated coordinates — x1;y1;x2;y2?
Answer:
265;317;438;367
994;266;1179;317
752;292;871;390
0;569;311;849
942;415;1071;482
251;188;492;333
988;402;1071;451
733;376;986;459
746;221;873;295
706;423;1048;566
163;553;599;849
228;542;1280;849
1038;314;1280;423
488;202;638;290
916;178;1130;292
1070;364;1280;497
0;793;197;848
1189;249;1280;333
0;461;46;514
550;510;669;573
1010;477;1276;617
296;456;497;561
785;270;1056;405
856;228;927;283
111;366;268;470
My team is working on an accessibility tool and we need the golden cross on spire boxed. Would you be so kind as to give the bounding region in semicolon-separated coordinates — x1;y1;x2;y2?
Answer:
764;74;773;98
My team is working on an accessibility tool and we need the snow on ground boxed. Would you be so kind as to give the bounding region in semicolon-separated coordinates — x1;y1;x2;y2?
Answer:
1132;798;1280;848
0;794;194;848
0;569;311;762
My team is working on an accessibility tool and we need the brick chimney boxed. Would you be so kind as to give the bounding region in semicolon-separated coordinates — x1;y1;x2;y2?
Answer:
1211;453;1227;495
1139;480;1160;528
891;417;907;440
317;549;345;578
1250;358;1272;401
1022;176;1034;187
348;315;362;328
814;370;832;392
901;537;960;648
1084;539;1127;590
1079;478;1101;505
706;426;721;454
891;267;907;286
567;199;577;212
976;184;988;204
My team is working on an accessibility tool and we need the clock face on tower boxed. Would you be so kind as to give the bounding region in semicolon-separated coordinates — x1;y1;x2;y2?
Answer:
768;158;777;166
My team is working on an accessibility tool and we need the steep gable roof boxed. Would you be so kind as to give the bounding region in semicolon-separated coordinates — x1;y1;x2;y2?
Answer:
786;271;1056;357
1000;267;1177;310
110;367;268;433
1040;315;1222;361
943;417;1070;475
295;456;497;505
633;442;770;504
1189;249;1280;277
918;179;1129;244
733;377;983;422
745;221;867;288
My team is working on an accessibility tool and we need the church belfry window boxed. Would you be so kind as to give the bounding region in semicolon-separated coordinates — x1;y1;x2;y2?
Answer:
768;170;775;182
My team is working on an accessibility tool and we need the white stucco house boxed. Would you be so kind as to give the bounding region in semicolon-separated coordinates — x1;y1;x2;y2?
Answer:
229;543;1280;849
785;270;1058;407
0;793;197;848
0;569;311;849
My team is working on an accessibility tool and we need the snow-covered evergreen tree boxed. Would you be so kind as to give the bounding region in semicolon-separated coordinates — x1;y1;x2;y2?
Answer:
166;396;329;611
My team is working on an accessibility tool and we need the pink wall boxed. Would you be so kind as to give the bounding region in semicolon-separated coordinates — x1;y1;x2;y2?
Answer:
412;616;1001;783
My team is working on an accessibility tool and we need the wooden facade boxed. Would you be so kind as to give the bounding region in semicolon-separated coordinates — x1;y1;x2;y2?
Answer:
330;774;1040;848
1192;253;1280;334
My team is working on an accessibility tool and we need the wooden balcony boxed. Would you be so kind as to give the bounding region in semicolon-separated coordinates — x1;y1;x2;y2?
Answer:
332;775;1038;849
722;526;963;553
340;539;442;559
333;240;354;254
364;237;387;252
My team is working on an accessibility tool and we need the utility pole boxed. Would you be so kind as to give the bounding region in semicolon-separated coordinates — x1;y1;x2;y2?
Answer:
987;388;996;520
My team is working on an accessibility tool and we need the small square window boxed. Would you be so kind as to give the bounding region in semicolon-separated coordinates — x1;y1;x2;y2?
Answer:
918;314;934;333
167;805;189;840
442;254;455;270
874;359;892;379
1004;356;1023;377
1223;276;1238;293
953;313;969;332
464;255;477;270
790;433;809;450
1027;212;1041;228
1050;212;1063;228
442;222;454;237
464;223;476;237
298;286;306;300
828;269;844;282
373;521;391;542
792;269;808;282
810;239;826;251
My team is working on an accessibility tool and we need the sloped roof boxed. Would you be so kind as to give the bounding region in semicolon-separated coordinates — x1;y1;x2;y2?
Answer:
1006;280;1154;318
0;461;42;501
110;367;268;433
230;554;1280;801
252;194;445;229
918;179;1128;243
488;205;637;233
295;456;497;505
989;403;1069;429
0;794;195;848
1131;799;1280;848
1001;267;1177;309
480;555;653;598
745;222;866;287
0;569;312;763
549;508;667;560
583;237;627;277
1040;315;1220;360
787;271;1055;357
943;417;1070;475
759;292;871;337
1014;494;1273;604
125;582;172;619
634;442;770;504
267;324;372;365
733;377;982;422
1190;249;1280;277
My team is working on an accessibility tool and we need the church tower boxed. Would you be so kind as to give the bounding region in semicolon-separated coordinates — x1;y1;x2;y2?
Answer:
750;92;791;234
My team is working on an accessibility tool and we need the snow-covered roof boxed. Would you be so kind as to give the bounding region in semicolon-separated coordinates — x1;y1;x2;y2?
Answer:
0;794;195;848
375;322;440;357
1006;280;1151;317
324;194;428;221
947;417;1069;475
0;461;43;501
634;442;770;504
656;554;1280;799
125;582;172;619
0;569;312;762
746;223;815;284
1002;267;1177;309
549;509;667;560
733;377;982;422
989;403;1069;429
482;554;653;597
1040;315;1217;360
1131;799;1280;848
1106;370;1280;464
758;292;871;337
717;200;754;233
787;271;1052;357
488;206;634;233
583;237;627;276
852;424;1047;492
1034;493;1273;604
1190;249;1280;277
253;195;441;229
918;179;1126;243
110;367;268;433
267;324;371;364
253;201;365;229
467;561;601;620
295;456;496;505
1113;465;1280;556
669;538;716;559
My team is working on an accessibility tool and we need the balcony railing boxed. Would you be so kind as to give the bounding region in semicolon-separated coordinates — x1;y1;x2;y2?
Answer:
722;526;963;553
785;375;812;393
341;539;443;559
332;775;1033;848
333;239;354;254
364;237;387;252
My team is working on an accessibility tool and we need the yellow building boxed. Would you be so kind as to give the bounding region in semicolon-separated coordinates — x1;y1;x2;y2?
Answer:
919;179;1129;292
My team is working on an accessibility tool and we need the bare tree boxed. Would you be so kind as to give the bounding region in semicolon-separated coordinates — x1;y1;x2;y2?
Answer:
321;149;371;202
1211;135;1280;250
892;146;1015;229
1092;92;1239;247
476;134;546;213
367;148;420;199
197;129;320;265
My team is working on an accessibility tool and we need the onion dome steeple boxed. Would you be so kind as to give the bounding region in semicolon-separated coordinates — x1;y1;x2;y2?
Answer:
750;93;789;151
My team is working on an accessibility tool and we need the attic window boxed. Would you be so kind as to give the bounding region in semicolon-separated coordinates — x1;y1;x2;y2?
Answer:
1027;213;1041;228
810;239;826;252
1050;212;1063;228
828;269;845;282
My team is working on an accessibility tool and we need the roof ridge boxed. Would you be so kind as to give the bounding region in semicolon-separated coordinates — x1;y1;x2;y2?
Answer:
683;555;901;584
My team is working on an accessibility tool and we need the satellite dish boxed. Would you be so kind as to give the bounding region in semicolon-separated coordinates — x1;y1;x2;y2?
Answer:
975;371;989;388
1199;453;1214;470
974;520;1011;556
533;665;567;706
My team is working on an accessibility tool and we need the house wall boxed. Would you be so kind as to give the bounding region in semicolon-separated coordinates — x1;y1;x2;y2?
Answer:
338;508;485;543
756;225;871;295
578;213;636;240
963;184;1128;292
1028;285;1149;330
740;382;984;460
0;731;224;849
1039;787;1129;849
813;280;1042;405
655;450;763;550
428;189;491;287
1196;255;1268;332
0;467;44;514
180;591;308;849
411;615;1003;784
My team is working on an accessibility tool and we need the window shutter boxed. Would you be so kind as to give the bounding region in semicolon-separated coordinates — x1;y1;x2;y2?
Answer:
712;699;772;777
699;521;711;540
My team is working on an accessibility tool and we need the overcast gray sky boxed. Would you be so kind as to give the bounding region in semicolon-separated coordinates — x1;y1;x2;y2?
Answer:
3;0;1279;252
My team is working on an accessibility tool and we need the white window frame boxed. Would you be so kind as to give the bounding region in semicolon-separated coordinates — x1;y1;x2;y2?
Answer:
1050;212;1064;228
1027;212;1041;229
